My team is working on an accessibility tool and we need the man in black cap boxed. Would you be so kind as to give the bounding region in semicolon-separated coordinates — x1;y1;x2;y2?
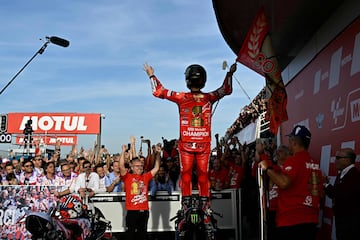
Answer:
260;125;322;240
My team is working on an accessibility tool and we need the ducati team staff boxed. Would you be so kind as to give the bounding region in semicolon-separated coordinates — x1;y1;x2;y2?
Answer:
260;125;323;240
119;143;161;240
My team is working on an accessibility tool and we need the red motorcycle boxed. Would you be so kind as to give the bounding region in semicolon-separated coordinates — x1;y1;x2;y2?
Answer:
23;194;112;240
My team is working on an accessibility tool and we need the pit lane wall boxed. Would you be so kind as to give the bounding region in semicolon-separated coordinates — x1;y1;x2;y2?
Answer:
91;189;240;236
0;186;241;240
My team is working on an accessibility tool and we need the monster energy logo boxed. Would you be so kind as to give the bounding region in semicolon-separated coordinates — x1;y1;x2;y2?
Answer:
190;213;199;224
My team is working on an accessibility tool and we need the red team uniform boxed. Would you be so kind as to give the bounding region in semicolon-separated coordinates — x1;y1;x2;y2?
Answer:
276;150;322;227
146;62;236;239
227;161;244;189
150;70;233;197
122;171;153;210
209;166;229;190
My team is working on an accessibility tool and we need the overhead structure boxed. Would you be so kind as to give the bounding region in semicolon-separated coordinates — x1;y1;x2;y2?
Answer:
212;0;344;71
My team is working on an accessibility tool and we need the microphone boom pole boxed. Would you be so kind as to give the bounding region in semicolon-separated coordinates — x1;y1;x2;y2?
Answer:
0;36;69;95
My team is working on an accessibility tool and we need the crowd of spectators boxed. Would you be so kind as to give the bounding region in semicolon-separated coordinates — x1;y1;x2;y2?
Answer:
0;134;274;197
0;132;280;240
225;87;267;137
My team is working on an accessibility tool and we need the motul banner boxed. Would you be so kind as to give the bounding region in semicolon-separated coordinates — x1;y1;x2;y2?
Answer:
7;113;101;134
16;135;78;146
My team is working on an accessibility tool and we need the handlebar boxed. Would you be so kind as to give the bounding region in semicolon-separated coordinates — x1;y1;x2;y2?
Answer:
170;215;178;221
212;210;223;218
170;207;223;222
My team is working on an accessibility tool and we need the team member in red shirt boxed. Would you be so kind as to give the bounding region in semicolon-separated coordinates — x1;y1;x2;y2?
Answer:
227;153;245;189
260;125;322;240
209;158;229;190
143;62;236;210
119;143;161;240
267;145;290;240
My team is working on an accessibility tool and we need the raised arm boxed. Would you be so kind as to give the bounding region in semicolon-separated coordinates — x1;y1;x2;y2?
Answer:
150;143;162;177
144;63;162;95
212;63;237;98
119;144;128;176
143;63;154;77
130;135;137;160
143;62;184;103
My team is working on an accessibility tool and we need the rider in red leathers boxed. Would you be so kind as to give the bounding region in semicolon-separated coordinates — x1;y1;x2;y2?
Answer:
143;62;236;235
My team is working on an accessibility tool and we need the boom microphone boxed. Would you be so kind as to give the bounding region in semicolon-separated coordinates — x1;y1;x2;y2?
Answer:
48;36;70;47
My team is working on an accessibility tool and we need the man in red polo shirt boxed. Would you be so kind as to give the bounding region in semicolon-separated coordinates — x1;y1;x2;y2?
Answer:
119;143;161;240
260;125;322;240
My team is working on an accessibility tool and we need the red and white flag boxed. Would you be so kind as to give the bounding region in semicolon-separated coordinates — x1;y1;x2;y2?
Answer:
237;7;288;134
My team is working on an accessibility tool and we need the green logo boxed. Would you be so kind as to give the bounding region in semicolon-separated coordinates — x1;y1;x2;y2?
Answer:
190;213;199;224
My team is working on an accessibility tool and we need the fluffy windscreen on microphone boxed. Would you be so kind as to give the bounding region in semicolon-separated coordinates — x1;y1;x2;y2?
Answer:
48;36;70;47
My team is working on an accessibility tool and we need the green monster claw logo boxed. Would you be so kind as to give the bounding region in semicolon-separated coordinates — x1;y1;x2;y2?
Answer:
190;213;199;224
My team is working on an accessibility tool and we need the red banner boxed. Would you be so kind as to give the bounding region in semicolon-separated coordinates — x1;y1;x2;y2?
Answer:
237;7;288;134
236;7;269;76
7;113;101;134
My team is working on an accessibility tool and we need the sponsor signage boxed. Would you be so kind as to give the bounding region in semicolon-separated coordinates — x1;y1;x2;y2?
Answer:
15;135;78;146
281;17;360;162
7;113;101;134
280;16;360;240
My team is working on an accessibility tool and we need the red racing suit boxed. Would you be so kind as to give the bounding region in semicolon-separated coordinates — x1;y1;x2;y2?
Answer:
150;73;233;197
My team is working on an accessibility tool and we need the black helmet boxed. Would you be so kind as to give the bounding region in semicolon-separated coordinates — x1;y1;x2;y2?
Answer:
185;64;206;89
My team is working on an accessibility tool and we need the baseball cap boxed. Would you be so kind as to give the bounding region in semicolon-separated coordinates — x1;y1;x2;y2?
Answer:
2;158;10;164
287;125;311;140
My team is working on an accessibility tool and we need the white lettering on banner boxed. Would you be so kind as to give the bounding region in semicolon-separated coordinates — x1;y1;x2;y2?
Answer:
17;136;77;145
19;116;88;132
49;137;74;144
331;97;345;125
351;98;360;122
